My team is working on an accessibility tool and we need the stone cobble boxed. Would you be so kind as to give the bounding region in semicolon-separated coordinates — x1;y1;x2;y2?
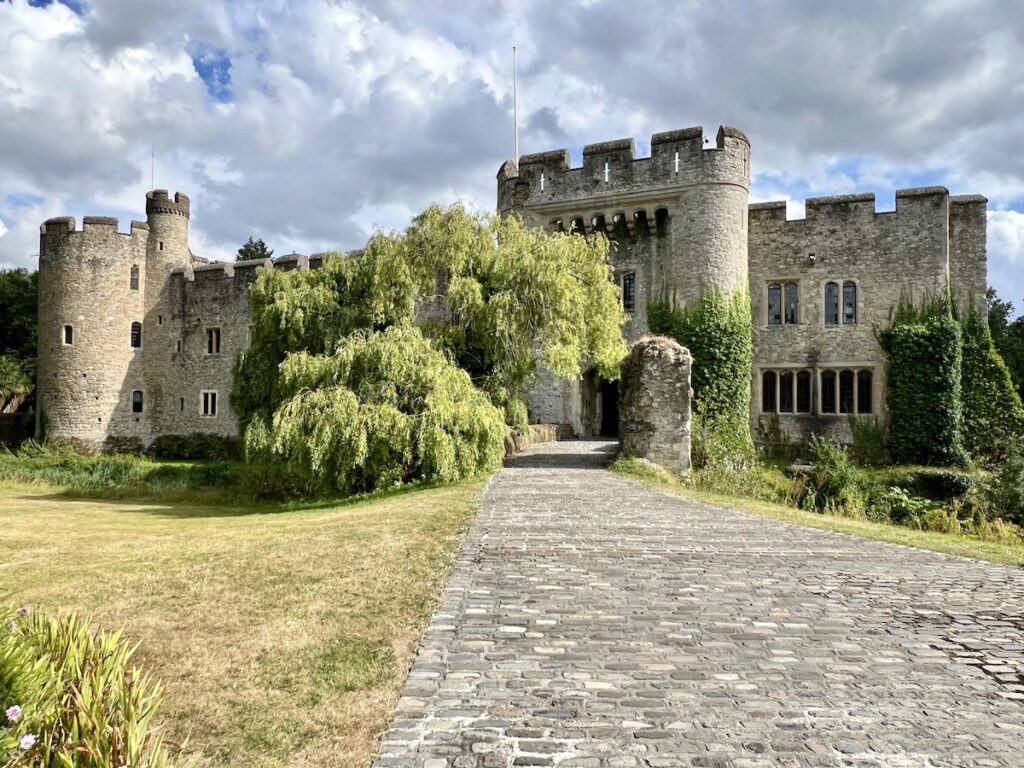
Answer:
373;441;1024;768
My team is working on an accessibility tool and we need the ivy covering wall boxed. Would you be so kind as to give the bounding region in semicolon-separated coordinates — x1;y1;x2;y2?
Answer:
880;297;968;467
648;289;754;467
960;308;1024;462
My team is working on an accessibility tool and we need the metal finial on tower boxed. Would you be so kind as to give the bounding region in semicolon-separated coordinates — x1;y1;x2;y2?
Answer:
513;46;519;163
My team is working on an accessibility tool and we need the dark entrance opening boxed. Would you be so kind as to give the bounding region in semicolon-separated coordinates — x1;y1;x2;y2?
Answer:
599;379;619;437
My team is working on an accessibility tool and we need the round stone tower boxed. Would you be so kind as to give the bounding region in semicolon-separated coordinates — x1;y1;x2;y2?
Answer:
36;216;150;449
142;190;191;434
654;125;750;306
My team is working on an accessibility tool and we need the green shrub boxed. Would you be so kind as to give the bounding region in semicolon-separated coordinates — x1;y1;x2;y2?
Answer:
880;296;968;467
872;466;975;501
1;607;190;767
248;326;507;497
847;415;887;467
865;486;943;526
757;414;797;462
960;308;1024;463
802;435;861;513
648;289;754;468
971;449;1024;526
147;434;242;461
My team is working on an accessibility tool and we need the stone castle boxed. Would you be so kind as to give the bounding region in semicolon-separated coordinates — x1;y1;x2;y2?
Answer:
36;126;988;450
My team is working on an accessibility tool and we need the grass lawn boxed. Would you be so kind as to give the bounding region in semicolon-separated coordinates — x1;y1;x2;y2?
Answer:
612;460;1024;567
0;480;483;767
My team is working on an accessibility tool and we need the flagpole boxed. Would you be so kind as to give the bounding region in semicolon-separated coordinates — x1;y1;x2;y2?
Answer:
513;46;519;162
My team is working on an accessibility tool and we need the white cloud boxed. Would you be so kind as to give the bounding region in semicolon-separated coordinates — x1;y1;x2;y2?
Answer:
0;0;1023;309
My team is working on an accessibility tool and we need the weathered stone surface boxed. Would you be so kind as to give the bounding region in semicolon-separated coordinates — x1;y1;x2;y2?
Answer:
618;337;691;475
374;440;1024;767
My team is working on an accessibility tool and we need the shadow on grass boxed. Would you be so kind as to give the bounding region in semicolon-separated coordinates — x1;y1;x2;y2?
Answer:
9;472;488;520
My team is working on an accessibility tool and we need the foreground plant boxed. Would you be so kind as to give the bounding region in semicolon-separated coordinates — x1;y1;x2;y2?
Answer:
1;607;190;767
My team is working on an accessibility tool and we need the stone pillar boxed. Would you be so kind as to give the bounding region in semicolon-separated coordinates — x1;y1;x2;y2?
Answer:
619;336;692;474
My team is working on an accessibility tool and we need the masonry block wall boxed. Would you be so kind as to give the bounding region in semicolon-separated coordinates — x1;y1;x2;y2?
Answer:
498;126;988;444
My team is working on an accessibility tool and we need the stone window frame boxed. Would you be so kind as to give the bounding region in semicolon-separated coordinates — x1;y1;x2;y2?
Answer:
758;366;813;414
200;389;218;418
129;265;139;291
764;280;800;326
130;321;143;349
614;271;637;314
131;390;144;414
205;326;222;356
62;324;74;346
818;365;874;416
823;278;862;326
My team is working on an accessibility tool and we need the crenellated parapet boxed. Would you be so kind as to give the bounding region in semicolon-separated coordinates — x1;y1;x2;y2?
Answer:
145;189;190;218
498;125;751;217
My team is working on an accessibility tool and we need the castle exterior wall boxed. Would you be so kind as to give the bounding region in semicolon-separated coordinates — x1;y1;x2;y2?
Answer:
36;217;149;449
37;129;990;454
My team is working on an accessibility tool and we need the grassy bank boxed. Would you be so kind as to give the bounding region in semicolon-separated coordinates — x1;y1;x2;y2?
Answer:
0;481;482;767
612;458;1024;567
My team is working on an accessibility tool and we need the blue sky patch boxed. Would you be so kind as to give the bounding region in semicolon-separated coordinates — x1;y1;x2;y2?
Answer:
27;0;84;14
191;47;233;103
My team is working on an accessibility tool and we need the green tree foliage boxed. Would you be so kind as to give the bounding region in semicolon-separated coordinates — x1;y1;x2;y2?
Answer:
236;236;274;262
0;267;38;368
960;307;1024;463
233;203;627;430
880;295;968;467
647;289;755;467
987;287;1024;401
245;326;507;496
0;355;32;412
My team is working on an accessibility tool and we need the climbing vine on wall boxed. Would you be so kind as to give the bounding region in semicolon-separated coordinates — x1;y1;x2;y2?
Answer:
648;288;755;467
960;307;1024;463
879;295;968;467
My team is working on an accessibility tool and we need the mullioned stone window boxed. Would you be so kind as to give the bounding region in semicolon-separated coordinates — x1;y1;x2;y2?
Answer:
129;265;139;290
820;368;873;414
767;282;799;325
825;280;858;325
614;272;636;314
760;369;812;413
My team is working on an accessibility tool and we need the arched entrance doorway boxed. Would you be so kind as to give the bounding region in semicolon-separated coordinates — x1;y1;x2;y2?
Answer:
599;379;619;437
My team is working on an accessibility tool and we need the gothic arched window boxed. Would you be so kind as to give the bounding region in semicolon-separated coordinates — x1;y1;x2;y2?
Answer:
825;282;839;325
130;265;139;290
130;321;142;349
843;281;858;324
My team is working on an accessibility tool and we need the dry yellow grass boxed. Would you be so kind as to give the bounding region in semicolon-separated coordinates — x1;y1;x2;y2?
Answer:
0;480;482;767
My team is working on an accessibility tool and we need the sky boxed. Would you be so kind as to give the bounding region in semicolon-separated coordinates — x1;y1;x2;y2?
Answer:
1;0;1023;313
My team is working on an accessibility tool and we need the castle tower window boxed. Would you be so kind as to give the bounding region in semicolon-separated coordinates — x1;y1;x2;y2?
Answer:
540;173;545;191
201;390;218;418
159;241;164;251
839;369;855;413
157;315;163;325
617;272;636;314
131;390;143;413
761;371;777;413
767;284;782;325
654;208;669;237
674;151;680;173
130;265;139;290
206;327;221;355
779;371;795;413
130;322;142;348
821;370;837;413
796;370;812;413
604;162;610;183
824;282;840;325
176;340;182;353
843;281;858;324
63;325;74;345
857;370;873;414
784;282;799;325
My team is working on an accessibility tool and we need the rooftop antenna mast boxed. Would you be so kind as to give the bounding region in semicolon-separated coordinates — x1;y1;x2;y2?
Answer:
513;46;519;162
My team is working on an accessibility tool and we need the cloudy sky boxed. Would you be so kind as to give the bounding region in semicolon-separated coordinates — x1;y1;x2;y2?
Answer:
2;0;1023;311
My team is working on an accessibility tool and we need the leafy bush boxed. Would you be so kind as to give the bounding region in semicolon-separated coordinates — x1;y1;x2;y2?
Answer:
147;434;242;461
1;607;190;767
880;295;968;466
247;326;507;497
757;414;797;462
960;308;1024;463
847;415;887;467
802;435;861;513
970;449;1024;526
648;289;754;468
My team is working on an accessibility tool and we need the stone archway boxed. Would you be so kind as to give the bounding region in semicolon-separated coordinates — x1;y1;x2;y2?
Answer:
618;336;693;475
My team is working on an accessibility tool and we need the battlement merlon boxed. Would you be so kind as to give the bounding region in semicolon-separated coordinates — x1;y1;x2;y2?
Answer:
496;125;750;213
145;189;191;218
750;187;988;225
40;216;150;239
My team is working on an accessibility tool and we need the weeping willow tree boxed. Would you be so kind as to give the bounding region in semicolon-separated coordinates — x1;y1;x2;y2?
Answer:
233;203;626;495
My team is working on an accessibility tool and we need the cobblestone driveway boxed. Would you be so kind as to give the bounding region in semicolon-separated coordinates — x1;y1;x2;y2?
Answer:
374;441;1024;768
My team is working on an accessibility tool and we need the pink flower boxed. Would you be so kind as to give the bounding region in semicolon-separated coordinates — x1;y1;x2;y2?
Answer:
19;734;36;751
17;607;28;617
5;705;21;722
